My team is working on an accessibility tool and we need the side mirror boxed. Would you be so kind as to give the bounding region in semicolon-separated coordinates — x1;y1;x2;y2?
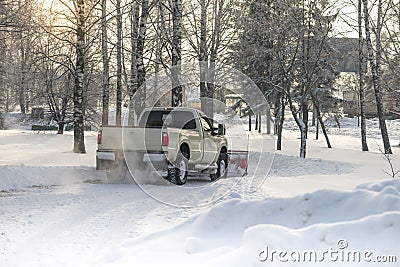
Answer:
217;124;226;135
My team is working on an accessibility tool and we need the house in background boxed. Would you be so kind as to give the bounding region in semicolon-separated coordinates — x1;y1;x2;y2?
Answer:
332;38;400;119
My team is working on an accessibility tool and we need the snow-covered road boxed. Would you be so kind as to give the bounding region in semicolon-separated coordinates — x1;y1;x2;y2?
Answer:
1;182;192;266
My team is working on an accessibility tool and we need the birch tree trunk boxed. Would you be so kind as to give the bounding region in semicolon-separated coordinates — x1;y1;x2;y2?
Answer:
362;0;392;154
171;0;183;107
312;105;316;126
115;0;123;126
205;0;223;120
128;0;140;125
286;79;307;158
154;2;162;107
310;93;332;148
276;92;285;151
19;53;26;113
73;0;86;154
255;113;258;130
101;0;109;126
0;33;5;113
358;0;369;151
16;0;27;114
199;0;209;116
300;0;309;140
19;33;26;114
136;0;148;114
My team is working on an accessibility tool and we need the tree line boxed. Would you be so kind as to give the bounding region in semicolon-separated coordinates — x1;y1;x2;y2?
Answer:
0;0;398;156
232;0;399;157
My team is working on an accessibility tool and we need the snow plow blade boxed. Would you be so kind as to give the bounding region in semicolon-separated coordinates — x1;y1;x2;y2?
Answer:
227;150;248;177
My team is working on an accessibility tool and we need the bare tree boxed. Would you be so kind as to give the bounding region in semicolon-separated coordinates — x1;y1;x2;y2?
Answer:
358;0;369;151
36;29;74;135
6;0;38;114
1;1;33;115
115;0;123;126
298;0;337;151
362;0;392;154
274;1;308;157
73;0;87;153
101;0;110;126
199;0;209;116
18;28;27;113
128;0;140;125
185;0;236;118
44;67;73;134
0;0;4;112
380;0;400;121
136;0;149;109
171;0;183;107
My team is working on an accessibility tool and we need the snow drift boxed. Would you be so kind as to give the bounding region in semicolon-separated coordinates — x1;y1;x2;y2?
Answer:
0;165;106;191
96;180;400;267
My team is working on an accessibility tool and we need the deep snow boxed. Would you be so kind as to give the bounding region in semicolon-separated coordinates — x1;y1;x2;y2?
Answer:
100;180;400;267
0;113;399;266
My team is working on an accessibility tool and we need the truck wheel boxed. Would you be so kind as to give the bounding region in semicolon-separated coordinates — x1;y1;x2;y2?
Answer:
210;153;228;181
169;151;189;185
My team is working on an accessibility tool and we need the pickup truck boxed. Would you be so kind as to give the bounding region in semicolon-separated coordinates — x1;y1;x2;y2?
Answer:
96;107;229;185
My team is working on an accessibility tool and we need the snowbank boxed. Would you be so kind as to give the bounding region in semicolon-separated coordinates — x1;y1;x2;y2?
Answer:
96;179;400;267
284;115;400;141
0;165;106;191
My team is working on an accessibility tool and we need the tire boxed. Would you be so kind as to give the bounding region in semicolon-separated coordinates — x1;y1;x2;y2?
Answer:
210;153;228;181
169;151;189;185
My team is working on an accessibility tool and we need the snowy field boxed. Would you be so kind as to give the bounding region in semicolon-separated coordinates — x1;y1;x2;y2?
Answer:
1;113;400;266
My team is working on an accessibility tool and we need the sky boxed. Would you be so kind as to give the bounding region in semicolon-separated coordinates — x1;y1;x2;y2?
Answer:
36;0;369;40
335;1;359;38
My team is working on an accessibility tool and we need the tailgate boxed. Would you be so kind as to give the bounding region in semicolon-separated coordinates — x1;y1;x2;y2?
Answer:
99;127;163;152
123;128;163;151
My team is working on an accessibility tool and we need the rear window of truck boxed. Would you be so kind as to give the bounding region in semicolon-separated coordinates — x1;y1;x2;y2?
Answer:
139;110;197;130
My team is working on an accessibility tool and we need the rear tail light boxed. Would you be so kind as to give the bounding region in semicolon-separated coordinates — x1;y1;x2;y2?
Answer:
97;130;102;145
162;132;169;146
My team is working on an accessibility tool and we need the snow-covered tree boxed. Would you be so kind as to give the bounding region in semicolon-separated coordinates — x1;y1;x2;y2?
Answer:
233;0;337;157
